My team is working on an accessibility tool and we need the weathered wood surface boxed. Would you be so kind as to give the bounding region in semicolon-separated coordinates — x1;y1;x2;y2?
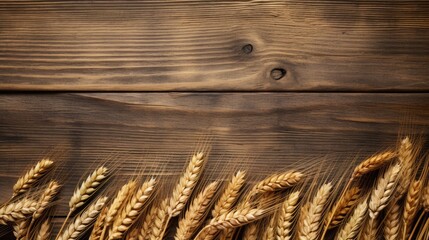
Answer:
0;93;428;215
1;1;429;91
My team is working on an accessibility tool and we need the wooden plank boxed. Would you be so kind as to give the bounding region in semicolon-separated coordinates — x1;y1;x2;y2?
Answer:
0;93;428;216
0;1;429;91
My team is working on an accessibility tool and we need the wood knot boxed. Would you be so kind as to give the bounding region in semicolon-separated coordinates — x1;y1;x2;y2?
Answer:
241;44;253;54
270;68;286;80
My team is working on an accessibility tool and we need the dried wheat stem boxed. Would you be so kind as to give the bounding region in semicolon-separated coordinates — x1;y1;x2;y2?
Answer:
0;198;37;225
326;187;361;229
13;159;54;197
169;152;206;217
175;181;218;240
146;199;169;240
106;180;137;226
57;197;107;240
109;178;156;240
251;171;304;197
36;219;51;240
89;206;107;240
402;179;422;238
297;182;333;240
276;191;300;240
34;181;61;219
369;163;401;219
384;201;401;240
335;200;367;240
352;151;397;179
212;171;246;218
243;223;258;240
69;166;109;213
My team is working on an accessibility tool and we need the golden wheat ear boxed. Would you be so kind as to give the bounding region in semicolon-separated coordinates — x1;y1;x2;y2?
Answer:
250;171;304;197
57;196;107;240
33;181;61;220
13;158;54;198
326;186;361;229
402;179;422;238
0;198;37;225
89;206;107;240
212;170;246;218
109;178;156;240
13;218;30;240
335;199;368;240
297;182;333;240
384;200;401;240
36;219;51;240
276;191;300;240
175;181;219;240
352;151;397;179
104;180;137;228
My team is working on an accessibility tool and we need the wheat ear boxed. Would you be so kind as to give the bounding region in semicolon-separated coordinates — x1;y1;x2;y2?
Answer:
394;137;415;201
212;171;246;218
57;196;107;240
423;185;429;212
251;171;304;197
360;218;377;240
352;151;397;179
276;191;300;240
106;180;137;226
33;181;61;219
384;201;401;240
36;219;51;240
326;187;361;229
89;206;107;240
169;152;206;217
69;166;109;213
0;198;37;224
13;219;30;240
297;182;333;240
263;214;276;240
369;163;401;219
138;204;158;239
402;179;422;238
146;198;169;240
335;200;367;240
243;223;258;240
175;181;218;240
109;178;156;240
125;226;139;240
13;159;54;197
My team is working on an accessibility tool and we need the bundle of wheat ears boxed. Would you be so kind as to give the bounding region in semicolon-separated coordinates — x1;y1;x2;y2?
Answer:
1;136;428;240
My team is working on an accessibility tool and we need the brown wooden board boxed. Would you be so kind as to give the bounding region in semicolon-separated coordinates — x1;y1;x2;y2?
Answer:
1;1;429;91
0;93;428;216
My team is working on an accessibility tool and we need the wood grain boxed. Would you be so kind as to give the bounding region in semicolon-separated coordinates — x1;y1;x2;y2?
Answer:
0;93;428;215
1;1;429;91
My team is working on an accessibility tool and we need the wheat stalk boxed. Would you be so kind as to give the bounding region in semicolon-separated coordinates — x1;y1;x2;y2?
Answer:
326;187;361;229
335;200;367;240
89;206;107;240
36;219;51;240
251;171;304;197
402;179;422;238
276;191;300;240
297;182;333;240
33;181;61;219
109;178;156;240
212;171;246;218
0;198;37;224
58;196;107;240
169;152;206;217
175;181;218;240
369;163;401;219
384;201;401;240
13;159;54;197
352;151;396;179
69;166;109;213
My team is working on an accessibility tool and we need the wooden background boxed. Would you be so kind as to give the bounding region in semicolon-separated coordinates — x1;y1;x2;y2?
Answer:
0;0;429;237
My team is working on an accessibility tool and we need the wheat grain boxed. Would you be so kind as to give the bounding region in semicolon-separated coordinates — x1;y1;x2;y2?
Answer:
58;196;107;240
109;178;156;240
369;163;401;219
89;206;107;240
352;151;396;179
69;166;109;213
105;180;137;226
297;182;333;240
251;171;304;196
13;159;54;197
212;171;246;218
335;200;367;240
169;152;206;217
276;191;300;240
402;179;422;238
36;219;51;240
0;198;37;224
175;181;218;240
34;181;60;219
384;201;400;240
327;187;361;229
